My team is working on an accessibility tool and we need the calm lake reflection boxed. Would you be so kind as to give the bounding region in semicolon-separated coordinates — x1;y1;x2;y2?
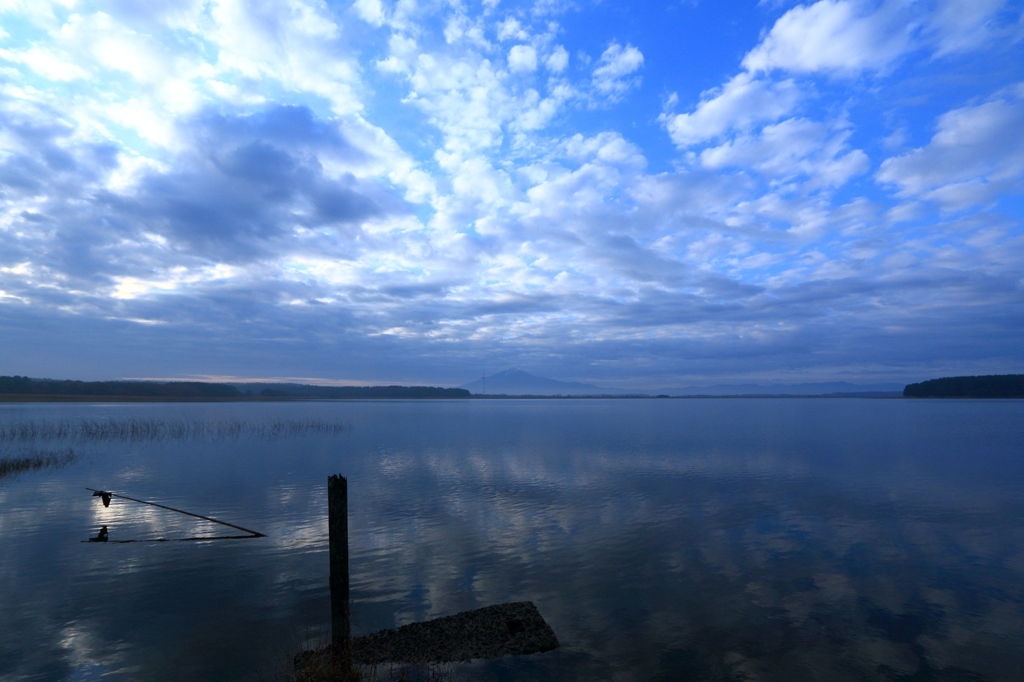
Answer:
1;399;1023;681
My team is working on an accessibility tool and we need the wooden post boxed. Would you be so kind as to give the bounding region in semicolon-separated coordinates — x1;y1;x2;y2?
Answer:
328;474;350;660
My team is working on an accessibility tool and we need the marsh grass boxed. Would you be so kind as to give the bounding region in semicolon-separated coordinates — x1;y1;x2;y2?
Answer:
0;417;351;445
0;449;76;480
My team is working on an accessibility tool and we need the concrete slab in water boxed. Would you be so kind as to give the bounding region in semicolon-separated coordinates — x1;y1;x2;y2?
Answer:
353;601;559;664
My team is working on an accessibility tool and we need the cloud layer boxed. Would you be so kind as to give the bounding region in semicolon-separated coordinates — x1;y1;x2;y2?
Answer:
1;0;1023;387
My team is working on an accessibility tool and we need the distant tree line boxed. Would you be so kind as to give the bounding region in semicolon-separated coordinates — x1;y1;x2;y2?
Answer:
0;376;470;400
903;374;1024;398
254;385;469;399
0;376;241;397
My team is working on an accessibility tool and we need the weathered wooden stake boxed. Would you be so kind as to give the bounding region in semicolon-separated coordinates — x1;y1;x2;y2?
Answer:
328;474;350;660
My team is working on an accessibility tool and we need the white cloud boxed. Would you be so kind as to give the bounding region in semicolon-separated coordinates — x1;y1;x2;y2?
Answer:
353;0;386;27
2;0;1024;384
877;84;1024;210
563;131;646;169
104;98;178;147
443;13;491;48
546;45;568;72
700;118;869;190
513;82;574;131
928;0;1010;56
508;44;537;73
111;264;242;300
404;52;513;155
0;45;88;80
59;12;166;83
376;33;417;74
497;17;526;41
662;73;800;148
202;0;361;115
205;79;266;105
591;42;643;100
0;0;74;29
742;0;911;74
0;0;377;158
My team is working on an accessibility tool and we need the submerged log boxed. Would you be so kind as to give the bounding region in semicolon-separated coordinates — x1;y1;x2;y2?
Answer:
352;601;559;664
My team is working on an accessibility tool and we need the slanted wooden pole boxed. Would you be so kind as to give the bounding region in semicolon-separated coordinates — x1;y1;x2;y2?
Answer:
328;474;351;661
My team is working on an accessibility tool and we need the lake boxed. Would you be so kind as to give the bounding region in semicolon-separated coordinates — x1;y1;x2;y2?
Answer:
1;398;1023;681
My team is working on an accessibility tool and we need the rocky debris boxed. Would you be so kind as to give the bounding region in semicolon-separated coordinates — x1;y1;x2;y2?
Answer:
352;601;559;664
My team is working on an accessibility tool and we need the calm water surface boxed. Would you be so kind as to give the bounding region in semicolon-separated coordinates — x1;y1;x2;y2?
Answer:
1;399;1023;681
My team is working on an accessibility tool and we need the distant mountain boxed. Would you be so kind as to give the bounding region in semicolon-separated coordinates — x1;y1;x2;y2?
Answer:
460;368;639;396
661;381;905;396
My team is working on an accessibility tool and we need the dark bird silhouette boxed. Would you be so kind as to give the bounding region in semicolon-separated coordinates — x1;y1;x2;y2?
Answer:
88;526;109;542
92;490;112;507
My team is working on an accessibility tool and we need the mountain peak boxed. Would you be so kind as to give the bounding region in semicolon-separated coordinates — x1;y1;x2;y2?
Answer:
489;368;529;378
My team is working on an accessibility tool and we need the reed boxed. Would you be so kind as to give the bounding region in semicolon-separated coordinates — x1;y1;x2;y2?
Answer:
0;417;351;444
0;449;76;480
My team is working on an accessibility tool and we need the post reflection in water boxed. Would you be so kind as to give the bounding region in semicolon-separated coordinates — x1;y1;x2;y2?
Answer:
0;399;1022;681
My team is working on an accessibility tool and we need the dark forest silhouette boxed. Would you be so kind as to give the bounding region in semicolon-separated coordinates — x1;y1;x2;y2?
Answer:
904;374;1024;398
0;376;468;400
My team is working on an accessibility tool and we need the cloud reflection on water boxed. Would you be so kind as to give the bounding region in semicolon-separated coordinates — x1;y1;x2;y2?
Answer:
0;400;1022;681
355;450;1024;681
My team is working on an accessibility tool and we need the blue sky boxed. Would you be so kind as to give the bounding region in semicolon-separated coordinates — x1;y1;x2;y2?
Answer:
1;0;1022;389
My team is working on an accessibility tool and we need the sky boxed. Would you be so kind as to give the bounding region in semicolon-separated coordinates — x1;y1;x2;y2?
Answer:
0;0;1023;390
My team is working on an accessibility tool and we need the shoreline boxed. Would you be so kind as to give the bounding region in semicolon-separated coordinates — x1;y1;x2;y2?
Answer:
0;393;908;403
